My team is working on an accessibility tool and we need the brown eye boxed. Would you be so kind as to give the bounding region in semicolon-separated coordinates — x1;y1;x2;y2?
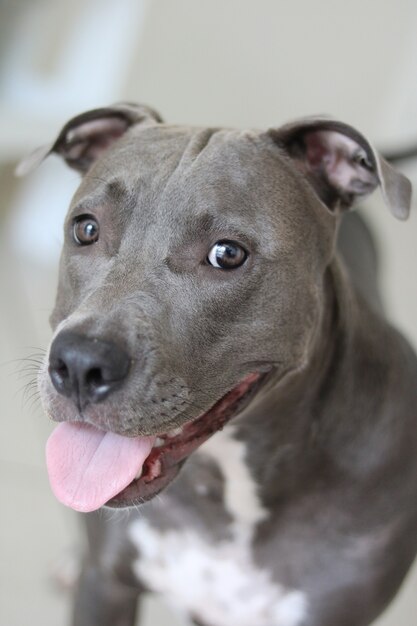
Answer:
207;240;248;270
73;215;99;245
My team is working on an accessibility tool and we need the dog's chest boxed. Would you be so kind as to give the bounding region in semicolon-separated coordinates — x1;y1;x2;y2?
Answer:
129;427;308;626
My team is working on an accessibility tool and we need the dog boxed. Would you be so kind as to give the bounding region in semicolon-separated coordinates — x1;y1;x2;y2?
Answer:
18;103;417;626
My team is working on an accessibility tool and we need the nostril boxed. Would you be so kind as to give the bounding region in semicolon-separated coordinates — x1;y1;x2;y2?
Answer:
85;368;105;388
84;368;115;401
49;359;70;391
55;360;69;382
85;369;114;404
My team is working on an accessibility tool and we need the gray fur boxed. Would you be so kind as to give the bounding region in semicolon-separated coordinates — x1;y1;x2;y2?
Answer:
22;104;417;626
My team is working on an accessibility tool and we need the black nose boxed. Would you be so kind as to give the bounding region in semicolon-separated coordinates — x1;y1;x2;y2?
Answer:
48;332;130;409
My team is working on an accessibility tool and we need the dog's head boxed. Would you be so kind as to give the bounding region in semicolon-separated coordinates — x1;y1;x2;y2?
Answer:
19;103;411;511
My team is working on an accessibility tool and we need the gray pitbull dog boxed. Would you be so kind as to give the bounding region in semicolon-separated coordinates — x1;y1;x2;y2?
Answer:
20;103;417;626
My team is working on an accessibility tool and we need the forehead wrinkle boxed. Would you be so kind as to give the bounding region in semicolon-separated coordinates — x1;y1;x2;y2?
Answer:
70;175;137;216
176;127;223;164
104;178;131;203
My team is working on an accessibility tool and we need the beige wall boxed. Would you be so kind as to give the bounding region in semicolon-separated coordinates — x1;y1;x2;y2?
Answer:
128;0;417;140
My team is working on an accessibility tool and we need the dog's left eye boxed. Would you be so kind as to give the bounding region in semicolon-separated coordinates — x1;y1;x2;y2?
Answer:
207;240;248;269
73;215;100;245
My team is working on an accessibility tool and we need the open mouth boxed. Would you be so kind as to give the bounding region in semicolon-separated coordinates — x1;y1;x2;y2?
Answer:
45;371;265;512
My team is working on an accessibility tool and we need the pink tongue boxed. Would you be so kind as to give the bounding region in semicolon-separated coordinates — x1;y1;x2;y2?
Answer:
46;422;156;512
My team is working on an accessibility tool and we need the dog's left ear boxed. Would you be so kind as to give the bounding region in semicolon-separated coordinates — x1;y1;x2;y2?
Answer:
16;103;163;176
270;117;412;220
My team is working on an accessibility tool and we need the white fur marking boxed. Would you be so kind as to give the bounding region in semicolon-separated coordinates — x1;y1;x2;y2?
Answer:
199;425;268;528
129;427;308;625
129;521;307;626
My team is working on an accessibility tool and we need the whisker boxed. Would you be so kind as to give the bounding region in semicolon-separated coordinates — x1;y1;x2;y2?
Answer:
16;378;38;400
1;355;45;372
25;390;43;412
21;385;42;411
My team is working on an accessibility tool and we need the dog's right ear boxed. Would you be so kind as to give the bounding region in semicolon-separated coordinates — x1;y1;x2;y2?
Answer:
16;103;163;176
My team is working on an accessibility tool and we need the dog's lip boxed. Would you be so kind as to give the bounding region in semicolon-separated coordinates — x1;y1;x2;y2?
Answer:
105;370;268;508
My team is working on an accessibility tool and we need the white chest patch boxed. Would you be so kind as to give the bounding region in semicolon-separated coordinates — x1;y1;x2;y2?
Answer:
200;425;269;532
129;426;308;626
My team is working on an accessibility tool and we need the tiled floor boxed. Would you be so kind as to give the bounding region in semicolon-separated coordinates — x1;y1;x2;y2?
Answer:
1;169;416;626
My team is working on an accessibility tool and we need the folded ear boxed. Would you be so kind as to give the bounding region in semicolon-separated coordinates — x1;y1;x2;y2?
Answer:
269;117;412;220
16;103;163;176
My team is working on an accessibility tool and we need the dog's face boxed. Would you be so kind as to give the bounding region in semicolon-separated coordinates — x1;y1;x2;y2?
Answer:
45;124;335;429
20;104;410;510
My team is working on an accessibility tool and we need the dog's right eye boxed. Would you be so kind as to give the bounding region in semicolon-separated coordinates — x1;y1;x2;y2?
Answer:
207;240;248;270
73;215;100;246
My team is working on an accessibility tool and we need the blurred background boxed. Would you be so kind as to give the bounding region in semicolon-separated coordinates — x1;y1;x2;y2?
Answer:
0;1;416;625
